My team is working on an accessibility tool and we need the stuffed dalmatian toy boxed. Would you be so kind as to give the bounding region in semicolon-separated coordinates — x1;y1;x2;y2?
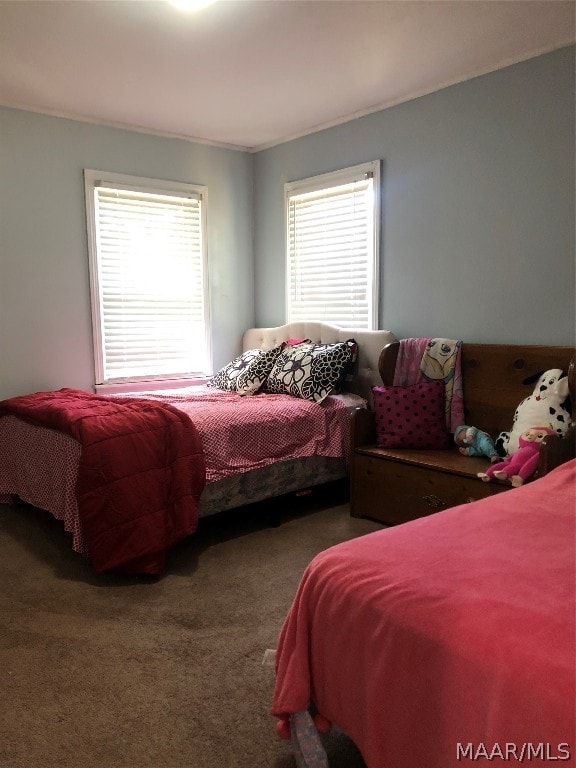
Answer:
496;368;571;456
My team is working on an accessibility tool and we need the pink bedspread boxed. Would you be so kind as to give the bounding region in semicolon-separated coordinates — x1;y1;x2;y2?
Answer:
271;460;576;768
120;386;351;482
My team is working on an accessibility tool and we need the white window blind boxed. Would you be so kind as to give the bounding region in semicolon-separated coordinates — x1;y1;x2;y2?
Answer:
85;171;210;387
285;161;380;330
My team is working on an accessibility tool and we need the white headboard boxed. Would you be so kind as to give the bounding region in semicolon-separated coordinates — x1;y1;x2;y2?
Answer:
242;322;397;402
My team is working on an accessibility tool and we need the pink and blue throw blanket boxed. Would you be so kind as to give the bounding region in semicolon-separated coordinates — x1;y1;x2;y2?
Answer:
393;337;464;432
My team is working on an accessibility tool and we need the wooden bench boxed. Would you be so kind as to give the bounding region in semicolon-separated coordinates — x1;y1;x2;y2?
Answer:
351;343;575;525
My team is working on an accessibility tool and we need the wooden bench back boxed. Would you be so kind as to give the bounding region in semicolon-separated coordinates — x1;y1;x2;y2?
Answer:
378;341;575;436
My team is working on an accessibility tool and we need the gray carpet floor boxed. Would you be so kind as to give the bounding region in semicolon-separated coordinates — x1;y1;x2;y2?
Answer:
0;486;381;768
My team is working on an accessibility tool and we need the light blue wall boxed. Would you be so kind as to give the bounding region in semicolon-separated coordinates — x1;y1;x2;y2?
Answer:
0;109;254;398
253;46;575;346
1;47;574;400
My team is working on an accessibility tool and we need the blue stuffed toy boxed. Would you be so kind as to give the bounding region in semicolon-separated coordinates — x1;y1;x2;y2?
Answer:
454;425;500;462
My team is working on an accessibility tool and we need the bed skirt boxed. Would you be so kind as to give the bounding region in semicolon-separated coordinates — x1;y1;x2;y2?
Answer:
199;454;347;516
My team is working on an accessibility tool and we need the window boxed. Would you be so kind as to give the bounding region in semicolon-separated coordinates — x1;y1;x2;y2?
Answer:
84;170;210;389
285;161;380;330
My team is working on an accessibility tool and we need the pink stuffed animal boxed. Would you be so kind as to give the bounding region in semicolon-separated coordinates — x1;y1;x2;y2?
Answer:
477;426;554;487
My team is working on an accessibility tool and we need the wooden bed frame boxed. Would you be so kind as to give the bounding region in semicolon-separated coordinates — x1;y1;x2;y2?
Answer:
351;343;575;524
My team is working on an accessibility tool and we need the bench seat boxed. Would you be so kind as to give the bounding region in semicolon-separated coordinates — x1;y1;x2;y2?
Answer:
351;342;575;525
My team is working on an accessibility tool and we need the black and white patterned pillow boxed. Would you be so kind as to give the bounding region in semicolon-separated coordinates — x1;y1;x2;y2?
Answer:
208;349;264;391
208;346;283;394
236;345;284;395
265;340;357;404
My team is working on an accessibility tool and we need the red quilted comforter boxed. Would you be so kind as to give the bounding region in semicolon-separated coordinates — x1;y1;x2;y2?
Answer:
0;388;205;575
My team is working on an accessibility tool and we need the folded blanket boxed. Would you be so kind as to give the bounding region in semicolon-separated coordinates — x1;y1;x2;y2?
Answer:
393;337;464;432
0;388;206;574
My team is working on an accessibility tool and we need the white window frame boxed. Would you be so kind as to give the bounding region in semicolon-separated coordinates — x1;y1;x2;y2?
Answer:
284;160;380;330
84;170;211;392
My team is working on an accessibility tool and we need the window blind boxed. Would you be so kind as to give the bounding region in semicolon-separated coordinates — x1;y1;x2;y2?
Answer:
90;181;208;384
286;165;378;330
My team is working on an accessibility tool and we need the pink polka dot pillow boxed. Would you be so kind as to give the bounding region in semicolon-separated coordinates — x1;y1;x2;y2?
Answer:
373;381;450;449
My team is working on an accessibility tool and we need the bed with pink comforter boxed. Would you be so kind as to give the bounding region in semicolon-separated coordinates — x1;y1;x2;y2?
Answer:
271;459;576;768
0;385;351;574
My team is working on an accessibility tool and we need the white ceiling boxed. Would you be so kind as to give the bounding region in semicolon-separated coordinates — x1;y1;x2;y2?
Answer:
0;0;574;151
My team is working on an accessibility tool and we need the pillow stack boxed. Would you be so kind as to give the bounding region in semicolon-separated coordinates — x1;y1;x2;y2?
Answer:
208;339;357;403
